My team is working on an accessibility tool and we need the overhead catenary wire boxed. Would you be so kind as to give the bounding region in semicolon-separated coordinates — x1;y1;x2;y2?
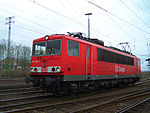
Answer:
64;0;86;24
119;0;150;29
28;0;149;50
0;0;148;55
28;0;147;51
88;1;150;34
0;20;46;36
88;1;148;53
28;0;125;44
14;25;45;35
0;4;147;55
89;1;149;53
29;0;86;27
105;13;131;40
0;1;120;45
0;1;71;33
57;0;83;24
143;0;150;9
0;0;148;71
0;7;57;33
105;13;147;52
129;0;148;21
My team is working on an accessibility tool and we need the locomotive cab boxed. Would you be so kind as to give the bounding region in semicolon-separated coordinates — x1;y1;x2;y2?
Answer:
26;35;65;93
31;39;62;73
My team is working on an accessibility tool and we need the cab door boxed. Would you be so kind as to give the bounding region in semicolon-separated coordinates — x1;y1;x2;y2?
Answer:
135;59;138;75
86;46;91;79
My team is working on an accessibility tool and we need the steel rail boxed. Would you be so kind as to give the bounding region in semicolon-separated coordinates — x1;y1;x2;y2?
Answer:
135;79;150;85
0;78;24;81
1;80;150;113
72;90;150;113
0;87;35;93
0;94;53;103
0;90;43;97
3;88;150;113
0;97;57;111
116;97;150;113
0;83;31;90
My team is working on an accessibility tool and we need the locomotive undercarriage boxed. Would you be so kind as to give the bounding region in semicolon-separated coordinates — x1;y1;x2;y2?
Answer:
26;75;140;95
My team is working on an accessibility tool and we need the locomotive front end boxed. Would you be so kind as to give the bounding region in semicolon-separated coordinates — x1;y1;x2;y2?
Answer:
26;35;64;94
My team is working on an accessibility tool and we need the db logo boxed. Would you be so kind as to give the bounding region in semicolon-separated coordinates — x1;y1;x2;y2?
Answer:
115;65;125;72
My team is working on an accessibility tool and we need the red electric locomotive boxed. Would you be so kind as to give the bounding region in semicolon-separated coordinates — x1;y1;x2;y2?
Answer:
26;32;141;94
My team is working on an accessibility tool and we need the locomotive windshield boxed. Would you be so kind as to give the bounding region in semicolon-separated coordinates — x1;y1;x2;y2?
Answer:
32;40;61;56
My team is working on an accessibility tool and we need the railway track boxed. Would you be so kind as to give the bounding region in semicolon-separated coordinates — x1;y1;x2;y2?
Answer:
0;94;54;112
72;88;150;113
0;79;149;113
0;87;54;112
0;78;24;81
0;90;44;100
0;86;149;113
116;97;150;113
0;87;35;94
0;83;31;90
0;86;46;104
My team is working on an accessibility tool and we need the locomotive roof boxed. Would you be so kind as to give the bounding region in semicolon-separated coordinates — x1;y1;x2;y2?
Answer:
66;34;136;58
33;34;137;58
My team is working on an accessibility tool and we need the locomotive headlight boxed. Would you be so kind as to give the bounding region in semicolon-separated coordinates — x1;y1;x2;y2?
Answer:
56;67;61;72
45;35;49;40
48;66;61;73
30;67;34;72
34;68;38;72
30;67;41;73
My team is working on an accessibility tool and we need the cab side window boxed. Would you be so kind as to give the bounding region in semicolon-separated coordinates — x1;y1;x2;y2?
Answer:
139;59;141;67
87;46;90;58
68;40;79;56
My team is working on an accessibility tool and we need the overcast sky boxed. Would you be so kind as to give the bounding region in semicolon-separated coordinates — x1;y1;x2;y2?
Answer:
0;0;150;71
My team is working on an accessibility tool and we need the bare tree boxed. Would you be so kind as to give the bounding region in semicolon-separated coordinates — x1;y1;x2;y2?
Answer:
0;39;7;61
0;39;31;78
